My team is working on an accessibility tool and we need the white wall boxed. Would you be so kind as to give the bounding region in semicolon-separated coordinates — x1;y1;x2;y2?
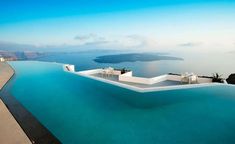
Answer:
197;77;212;83
119;71;151;84
121;71;132;76
167;75;182;81
151;75;168;83
167;75;212;83
167;75;213;84
119;74;213;85
112;70;122;75
78;69;122;76
119;71;168;85
78;69;102;75
119;75;152;84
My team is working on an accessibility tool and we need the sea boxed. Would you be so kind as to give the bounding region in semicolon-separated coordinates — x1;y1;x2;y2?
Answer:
35;51;235;78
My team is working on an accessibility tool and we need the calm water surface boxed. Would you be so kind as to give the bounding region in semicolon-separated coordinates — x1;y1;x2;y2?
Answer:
36;52;235;78
6;61;235;144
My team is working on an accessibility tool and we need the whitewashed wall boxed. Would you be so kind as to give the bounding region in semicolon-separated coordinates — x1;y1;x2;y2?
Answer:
167;75;182;81
78;69;122;76
112;70;122;75
151;75;168;83
167;75;212;83
119;71;168;85
119;75;152;84
119;74;212;85
121;71;132;76
197;77;212;83
78;69;102;75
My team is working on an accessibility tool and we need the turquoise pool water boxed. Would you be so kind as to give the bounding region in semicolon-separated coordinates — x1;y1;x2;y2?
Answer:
6;61;235;144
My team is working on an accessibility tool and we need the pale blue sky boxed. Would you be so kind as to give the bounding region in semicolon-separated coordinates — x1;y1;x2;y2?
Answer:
0;1;235;52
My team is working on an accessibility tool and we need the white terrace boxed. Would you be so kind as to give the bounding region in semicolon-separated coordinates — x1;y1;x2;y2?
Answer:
64;65;220;92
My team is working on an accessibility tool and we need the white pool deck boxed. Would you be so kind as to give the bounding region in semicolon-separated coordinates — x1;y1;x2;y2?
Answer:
63;64;228;93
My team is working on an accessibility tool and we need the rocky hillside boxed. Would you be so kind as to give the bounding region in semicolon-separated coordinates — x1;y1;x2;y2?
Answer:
0;51;47;61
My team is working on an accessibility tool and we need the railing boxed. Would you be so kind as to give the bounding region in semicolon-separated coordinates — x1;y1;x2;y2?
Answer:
77;69;102;75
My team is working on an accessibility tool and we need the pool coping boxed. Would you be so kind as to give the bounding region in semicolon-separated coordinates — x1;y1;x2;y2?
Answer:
0;62;14;90
0;99;32;144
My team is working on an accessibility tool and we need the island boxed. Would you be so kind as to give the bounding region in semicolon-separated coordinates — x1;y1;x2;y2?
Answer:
94;53;183;63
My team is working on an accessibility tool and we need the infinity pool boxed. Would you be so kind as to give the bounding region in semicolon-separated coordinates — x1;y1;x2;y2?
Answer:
5;61;235;144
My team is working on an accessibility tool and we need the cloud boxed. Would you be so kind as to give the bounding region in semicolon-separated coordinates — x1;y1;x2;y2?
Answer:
224;43;235;54
0;41;77;52
126;35;157;48
178;42;202;47
228;43;235;54
73;34;158;50
0;34;158;52
74;33;105;43
74;33;96;40
227;50;235;54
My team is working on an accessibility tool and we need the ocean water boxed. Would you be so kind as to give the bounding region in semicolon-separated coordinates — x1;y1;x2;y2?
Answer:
6;61;235;144
36;52;235;78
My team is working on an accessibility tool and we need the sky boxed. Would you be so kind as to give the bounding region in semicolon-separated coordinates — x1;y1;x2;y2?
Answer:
0;0;235;52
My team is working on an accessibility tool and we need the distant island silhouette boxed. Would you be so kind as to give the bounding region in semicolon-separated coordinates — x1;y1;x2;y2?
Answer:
94;53;183;63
